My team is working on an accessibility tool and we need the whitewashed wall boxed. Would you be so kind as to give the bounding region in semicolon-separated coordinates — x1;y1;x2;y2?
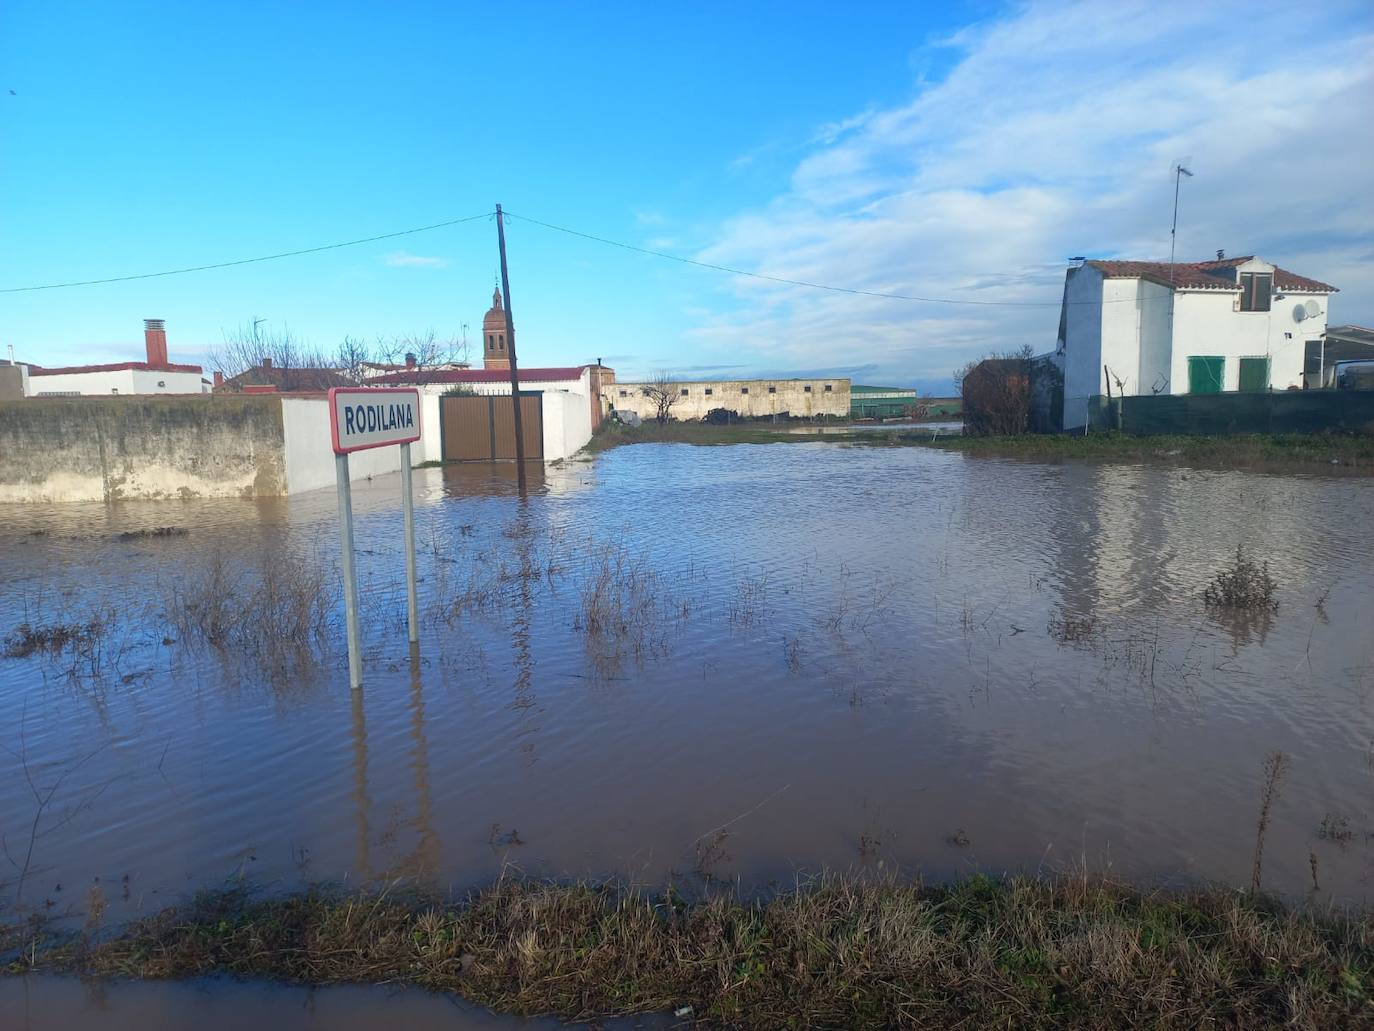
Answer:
1061;265;1105;431
28;368;136;396
27;367;206;396
420;392;442;463
1169;290;1317;393
541;390;593;461
281;397;406;495
129;368;209;394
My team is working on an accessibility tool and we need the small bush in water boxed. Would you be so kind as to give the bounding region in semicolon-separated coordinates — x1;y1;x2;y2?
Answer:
1203;546;1278;612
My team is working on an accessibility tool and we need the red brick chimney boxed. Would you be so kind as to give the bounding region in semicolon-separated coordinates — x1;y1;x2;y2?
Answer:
405;352;417;371
262;357;273;369
213;371;224;388
144;319;168;367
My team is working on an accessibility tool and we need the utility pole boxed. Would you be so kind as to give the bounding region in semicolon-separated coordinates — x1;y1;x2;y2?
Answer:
495;204;527;494
1169;164;1193;280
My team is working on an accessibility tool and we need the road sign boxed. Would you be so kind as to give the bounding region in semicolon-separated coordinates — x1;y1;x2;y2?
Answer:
327;387;423;689
329;387;422;454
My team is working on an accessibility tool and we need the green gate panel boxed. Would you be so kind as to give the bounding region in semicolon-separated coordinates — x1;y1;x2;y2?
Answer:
1238;357;1270;392
1188;356;1224;394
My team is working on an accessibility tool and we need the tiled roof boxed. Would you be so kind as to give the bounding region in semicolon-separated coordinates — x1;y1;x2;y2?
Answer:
370;366;595;385
29;361;203;376
1086;258;1337;293
1268;267;1341;294
218;366;353;391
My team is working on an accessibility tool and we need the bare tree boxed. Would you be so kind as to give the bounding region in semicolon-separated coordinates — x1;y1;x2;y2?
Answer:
393;330;471;372
209;322;334;390
639;371;682;424
212;321;475;389
368;330;472;381
955;345;1035;436
335;335;371;385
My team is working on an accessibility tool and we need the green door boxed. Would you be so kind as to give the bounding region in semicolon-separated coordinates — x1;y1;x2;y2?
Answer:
1187;356;1224;394
1238;357;1270;392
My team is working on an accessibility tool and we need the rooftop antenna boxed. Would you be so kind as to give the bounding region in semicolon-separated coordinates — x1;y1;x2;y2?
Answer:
1169;163;1194;282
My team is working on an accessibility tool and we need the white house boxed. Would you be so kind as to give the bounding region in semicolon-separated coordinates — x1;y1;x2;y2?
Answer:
1058;257;1338;430
22;319;209;397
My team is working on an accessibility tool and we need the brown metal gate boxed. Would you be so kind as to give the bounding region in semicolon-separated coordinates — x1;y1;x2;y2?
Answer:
439;393;543;462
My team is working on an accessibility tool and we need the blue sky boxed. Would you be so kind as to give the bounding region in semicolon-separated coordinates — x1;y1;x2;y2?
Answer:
2;1;1371;390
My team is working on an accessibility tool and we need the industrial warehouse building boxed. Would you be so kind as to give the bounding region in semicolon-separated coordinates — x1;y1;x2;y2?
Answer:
851;385;920;419
610;378;850;421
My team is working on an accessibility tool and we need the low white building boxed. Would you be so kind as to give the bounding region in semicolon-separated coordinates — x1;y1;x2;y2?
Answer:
369;363;615;462
22;319;209;397
1058;257;1337;430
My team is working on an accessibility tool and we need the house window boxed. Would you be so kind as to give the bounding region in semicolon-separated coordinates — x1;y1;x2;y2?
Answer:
740;387;749;395
704;388;713;396
768;386;776;394
1238;356;1271;392
824;384;833;392
680;388;689;396
499;335;505;350
619;390;627;397
1187;356;1225;394
487;334;493;348
804;385;812;393
1239;272;1272;312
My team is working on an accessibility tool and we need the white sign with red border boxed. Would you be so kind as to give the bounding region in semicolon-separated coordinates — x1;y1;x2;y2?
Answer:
328;387;422;455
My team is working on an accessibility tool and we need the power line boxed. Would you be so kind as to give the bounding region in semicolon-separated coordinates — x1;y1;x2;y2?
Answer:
0;211;494;294
505;210;1192;308
504;210;1074;307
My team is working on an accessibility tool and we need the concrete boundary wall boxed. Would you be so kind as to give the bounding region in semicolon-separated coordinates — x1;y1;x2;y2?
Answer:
280;397;404;494
0;393;442;504
0;396;287;503
541;390;593;461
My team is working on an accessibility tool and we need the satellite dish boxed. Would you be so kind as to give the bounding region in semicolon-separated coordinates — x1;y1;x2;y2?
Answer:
1294;299;1322;322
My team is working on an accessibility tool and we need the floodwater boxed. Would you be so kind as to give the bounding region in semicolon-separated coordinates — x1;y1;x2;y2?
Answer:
3;442;1374;1018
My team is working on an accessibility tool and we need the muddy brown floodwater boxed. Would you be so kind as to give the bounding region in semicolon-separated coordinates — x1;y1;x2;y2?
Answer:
3;442;1374;1023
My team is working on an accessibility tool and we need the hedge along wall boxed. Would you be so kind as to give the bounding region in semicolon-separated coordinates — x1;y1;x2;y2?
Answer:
0;396;287;503
1086;391;1374;436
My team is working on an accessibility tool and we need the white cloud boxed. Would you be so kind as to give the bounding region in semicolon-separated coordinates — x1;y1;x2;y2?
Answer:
384;252;450;269
694;0;1374;387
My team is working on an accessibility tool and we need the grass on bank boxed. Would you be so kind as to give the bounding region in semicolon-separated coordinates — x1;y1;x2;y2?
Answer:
7;873;1374;1028
915;430;1374;468
585;420;818;451
588;420;1374;468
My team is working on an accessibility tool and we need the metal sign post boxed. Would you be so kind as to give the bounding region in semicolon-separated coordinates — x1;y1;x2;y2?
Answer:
400;441;418;643
328;386;423;689
335;451;363;689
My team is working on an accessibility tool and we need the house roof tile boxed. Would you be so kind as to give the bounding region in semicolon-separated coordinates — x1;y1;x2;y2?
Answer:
1086;258;1337;293
369;366;596;385
29;361;204;376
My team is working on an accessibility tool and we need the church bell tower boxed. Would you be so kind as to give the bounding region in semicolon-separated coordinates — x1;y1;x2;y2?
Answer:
483;287;510;370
